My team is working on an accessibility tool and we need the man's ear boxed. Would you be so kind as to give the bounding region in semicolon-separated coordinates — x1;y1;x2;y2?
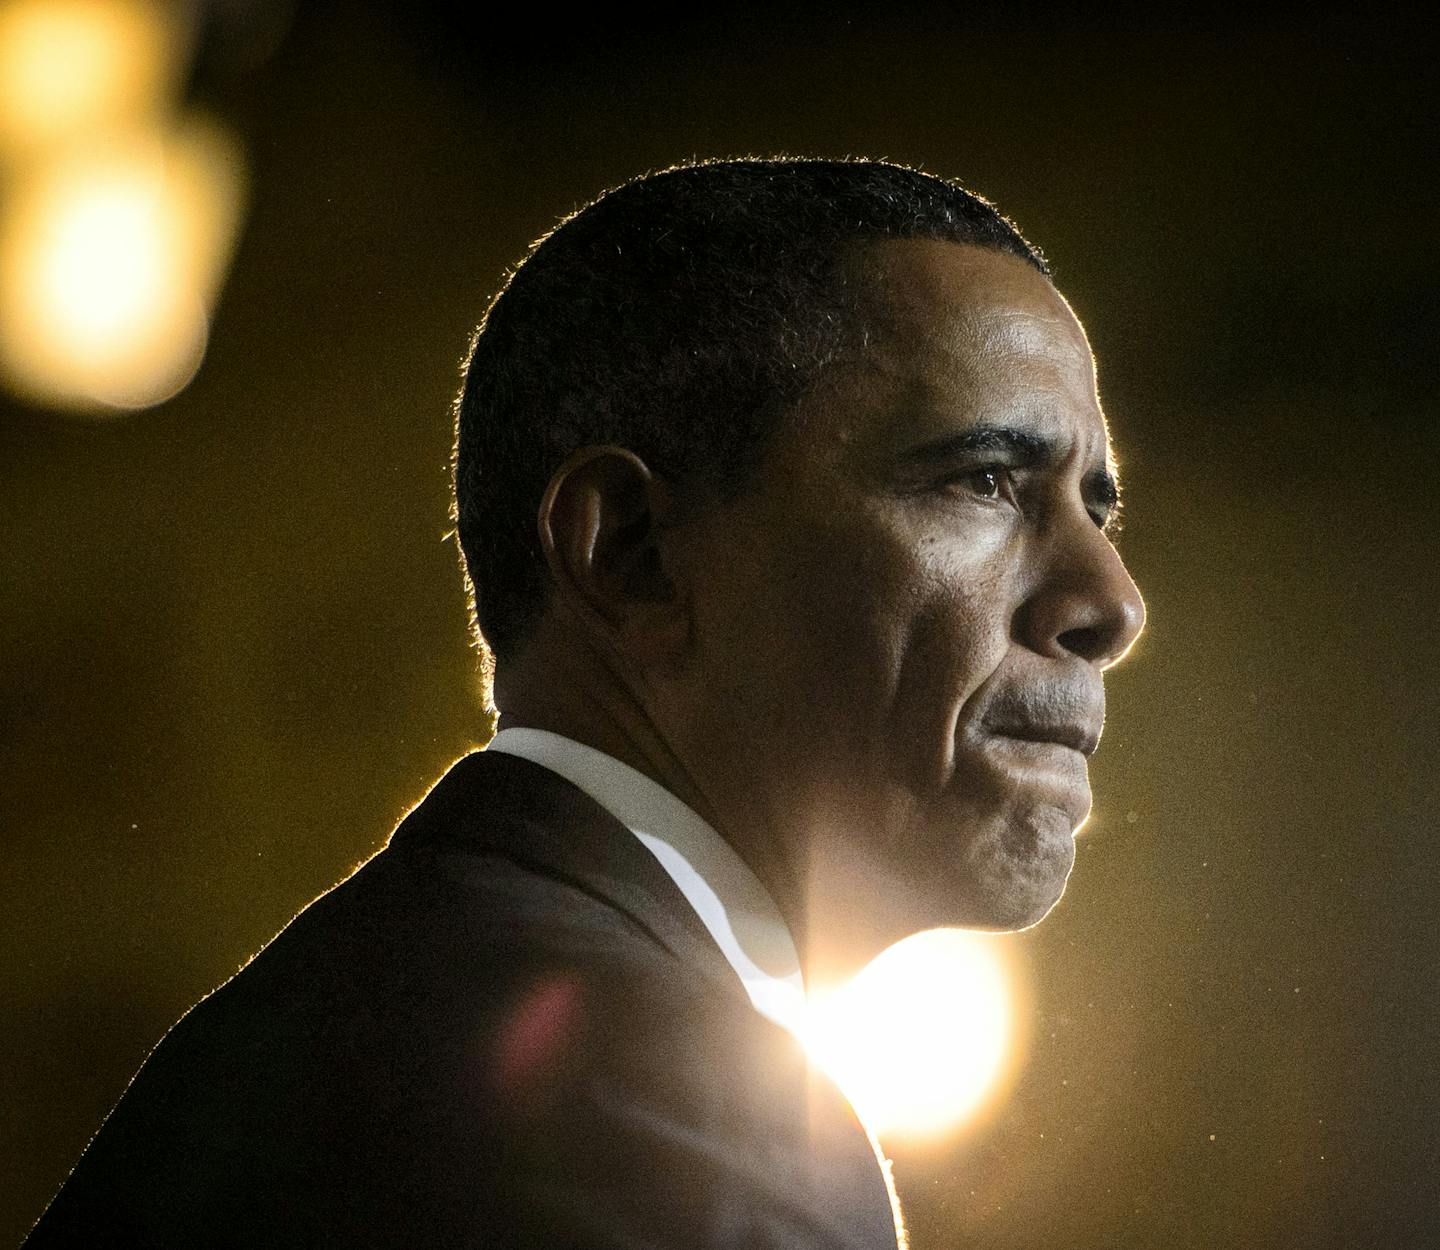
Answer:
536;445;688;664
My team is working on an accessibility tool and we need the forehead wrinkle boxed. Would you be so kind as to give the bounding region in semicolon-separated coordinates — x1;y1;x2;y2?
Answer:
963;305;1085;358
832;350;1111;478
822;252;1108;461
870;294;1097;394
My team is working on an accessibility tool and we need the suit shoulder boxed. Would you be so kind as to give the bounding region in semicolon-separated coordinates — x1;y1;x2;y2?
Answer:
26;843;688;1246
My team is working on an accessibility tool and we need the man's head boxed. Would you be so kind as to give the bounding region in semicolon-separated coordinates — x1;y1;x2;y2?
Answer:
455;159;1046;659
455;159;1144;961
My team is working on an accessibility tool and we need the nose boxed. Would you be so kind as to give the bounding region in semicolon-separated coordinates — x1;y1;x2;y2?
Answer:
1016;511;1146;668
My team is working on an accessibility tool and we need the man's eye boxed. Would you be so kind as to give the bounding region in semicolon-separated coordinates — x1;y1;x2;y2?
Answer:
928;464;1015;506
958;466;1004;498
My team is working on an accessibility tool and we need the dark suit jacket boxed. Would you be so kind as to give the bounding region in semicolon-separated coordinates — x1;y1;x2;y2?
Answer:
27;751;900;1248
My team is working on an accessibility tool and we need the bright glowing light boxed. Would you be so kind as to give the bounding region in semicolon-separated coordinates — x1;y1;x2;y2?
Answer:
802;929;1023;1140
0;117;245;410
0;0;183;155
40;155;172;340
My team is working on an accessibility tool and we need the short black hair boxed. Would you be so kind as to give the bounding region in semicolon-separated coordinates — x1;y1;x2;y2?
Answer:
454;157;1046;660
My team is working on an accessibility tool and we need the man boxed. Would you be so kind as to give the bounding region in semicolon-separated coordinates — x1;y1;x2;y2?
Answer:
28;159;1143;1247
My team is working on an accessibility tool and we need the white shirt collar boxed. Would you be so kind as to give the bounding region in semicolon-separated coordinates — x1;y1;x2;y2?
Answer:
486;727;807;1033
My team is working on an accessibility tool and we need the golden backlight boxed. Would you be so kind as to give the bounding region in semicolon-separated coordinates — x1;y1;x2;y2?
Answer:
802;929;1024;1141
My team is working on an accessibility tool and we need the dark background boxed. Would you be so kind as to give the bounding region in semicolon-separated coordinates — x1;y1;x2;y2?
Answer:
4;2;1437;1245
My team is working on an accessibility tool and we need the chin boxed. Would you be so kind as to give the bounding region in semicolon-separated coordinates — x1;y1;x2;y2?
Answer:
942;803;1078;932
807;793;1078;953
966;875;1069;932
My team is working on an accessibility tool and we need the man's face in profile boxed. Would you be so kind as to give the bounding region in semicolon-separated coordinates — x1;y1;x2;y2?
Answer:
670;239;1145;950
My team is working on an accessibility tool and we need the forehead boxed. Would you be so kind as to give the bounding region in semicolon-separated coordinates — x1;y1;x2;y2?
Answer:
798;239;1111;470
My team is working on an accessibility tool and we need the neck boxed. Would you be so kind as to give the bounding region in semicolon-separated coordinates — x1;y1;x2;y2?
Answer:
494;636;699;826
496;634;835;962
494;633;897;990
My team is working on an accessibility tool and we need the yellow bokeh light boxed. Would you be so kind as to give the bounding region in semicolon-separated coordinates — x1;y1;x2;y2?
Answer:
0;0;184;156
0;117;245;411
802;929;1025;1141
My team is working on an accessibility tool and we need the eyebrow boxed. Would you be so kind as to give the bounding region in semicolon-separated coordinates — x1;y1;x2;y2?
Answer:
901;422;1122;517
902;424;1054;467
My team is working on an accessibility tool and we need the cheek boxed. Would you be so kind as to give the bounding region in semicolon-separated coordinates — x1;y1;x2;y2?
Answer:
687;506;1017;761
690;520;902;749
798;525;1014;762
883;533;1014;721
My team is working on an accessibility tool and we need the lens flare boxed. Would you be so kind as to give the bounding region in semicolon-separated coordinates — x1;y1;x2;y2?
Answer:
802;929;1022;1140
0;118;245;410
0;0;183;156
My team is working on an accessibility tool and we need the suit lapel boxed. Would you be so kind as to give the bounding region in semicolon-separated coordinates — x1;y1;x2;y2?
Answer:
388;749;748;1005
